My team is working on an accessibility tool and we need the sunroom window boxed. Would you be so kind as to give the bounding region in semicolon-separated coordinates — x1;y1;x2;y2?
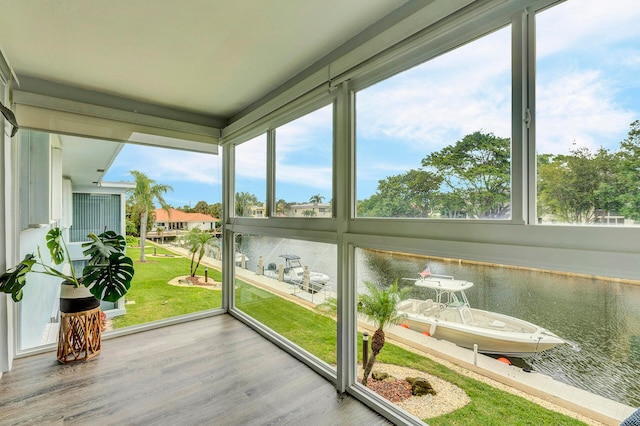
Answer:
275;104;333;218
535;1;640;226
234;133;267;217
355;26;512;220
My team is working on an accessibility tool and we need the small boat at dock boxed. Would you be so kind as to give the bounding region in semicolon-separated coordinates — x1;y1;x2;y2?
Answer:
266;254;329;293
397;271;567;357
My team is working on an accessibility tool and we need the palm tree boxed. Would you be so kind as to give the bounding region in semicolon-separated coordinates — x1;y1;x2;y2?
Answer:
276;198;287;216
235;191;259;216
128;170;173;262
309;194;324;204
186;228;214;277
359;280;407;386
156;226;165;245
302;209;317;217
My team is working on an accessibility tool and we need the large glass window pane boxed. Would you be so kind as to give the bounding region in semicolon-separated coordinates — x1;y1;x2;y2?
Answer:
18;135;223;351
235;134;267;217
354;247;640;418
536;1;640;226
356;27;512;219
234;234;337;367
275;105;333;218
106;144;223;328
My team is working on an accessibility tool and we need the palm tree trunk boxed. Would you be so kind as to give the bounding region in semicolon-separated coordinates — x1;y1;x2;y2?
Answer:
190;253;196;277
140;210;148;262
361;328;385;386
361;351;378;386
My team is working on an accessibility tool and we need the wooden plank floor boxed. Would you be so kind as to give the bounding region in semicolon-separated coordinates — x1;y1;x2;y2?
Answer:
0;315;390;425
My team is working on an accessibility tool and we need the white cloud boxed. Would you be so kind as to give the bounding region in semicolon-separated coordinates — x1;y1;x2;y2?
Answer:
106;144;221;186
358;25;512;148
235;134;267;180
273;105;333;193
536;0;640;59
357;2;640;159
139;147;220;184
536;70;634;154
276;164;332;191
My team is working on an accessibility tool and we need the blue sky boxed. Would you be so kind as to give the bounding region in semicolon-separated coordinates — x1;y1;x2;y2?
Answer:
104;0;640;207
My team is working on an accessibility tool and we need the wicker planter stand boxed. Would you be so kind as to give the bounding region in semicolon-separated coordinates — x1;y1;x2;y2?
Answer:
57;306;102;363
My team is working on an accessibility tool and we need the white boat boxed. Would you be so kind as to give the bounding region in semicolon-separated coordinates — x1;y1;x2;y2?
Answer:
235;252;249;264
396;273;567;357
268;254;329;293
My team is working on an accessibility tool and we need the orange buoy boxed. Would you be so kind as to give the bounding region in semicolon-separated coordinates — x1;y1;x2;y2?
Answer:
422;331;431;337
497;357;511;365
399;323;409;329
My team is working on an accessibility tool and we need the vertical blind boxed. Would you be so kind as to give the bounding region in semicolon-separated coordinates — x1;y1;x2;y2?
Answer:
70;193;120;242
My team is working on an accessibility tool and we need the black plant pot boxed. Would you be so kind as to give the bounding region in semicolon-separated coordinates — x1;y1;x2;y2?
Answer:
59;281;100;313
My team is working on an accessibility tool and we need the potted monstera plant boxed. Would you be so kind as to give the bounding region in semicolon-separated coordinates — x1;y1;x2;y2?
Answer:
0;227;135;362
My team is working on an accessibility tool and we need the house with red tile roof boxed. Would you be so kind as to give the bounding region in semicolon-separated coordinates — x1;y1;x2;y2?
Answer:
153;208;218;232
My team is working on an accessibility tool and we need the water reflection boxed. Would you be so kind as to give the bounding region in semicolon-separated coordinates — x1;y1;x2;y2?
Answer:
359;249;640;407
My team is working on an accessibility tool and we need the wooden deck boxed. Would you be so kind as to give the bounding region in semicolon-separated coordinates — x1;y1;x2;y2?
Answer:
0;315;390;425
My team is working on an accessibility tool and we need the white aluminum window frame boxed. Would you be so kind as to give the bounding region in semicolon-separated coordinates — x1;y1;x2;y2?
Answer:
221;1;640;424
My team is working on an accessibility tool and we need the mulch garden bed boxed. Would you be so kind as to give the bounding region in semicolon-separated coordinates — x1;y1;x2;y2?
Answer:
364;378;413;403
182;275;217;287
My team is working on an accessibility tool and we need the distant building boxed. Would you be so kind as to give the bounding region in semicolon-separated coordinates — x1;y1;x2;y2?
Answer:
286;202;331;218
153;208;218;232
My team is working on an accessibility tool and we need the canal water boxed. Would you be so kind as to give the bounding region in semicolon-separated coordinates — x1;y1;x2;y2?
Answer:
237;236;640;407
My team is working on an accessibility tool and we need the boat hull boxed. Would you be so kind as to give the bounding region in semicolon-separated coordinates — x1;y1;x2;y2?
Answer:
398;299;565;357
404;318;562;356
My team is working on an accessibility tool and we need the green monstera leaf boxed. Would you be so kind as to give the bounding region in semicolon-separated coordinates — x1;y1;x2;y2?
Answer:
83;252;134;303
82;231;127;266
0;254;37;302
45;228;66;265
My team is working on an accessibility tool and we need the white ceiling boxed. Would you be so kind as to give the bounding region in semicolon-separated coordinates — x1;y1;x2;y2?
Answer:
0;0;406;120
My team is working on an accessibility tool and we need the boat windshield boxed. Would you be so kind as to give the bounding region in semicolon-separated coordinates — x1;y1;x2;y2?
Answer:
288;259;302;268
433;289;468;307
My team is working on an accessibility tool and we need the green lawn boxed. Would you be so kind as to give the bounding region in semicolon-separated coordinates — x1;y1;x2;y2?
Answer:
114;246;586;425
111;246;222;328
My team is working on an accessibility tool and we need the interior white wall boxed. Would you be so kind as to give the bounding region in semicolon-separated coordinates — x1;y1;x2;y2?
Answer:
0;69;8;375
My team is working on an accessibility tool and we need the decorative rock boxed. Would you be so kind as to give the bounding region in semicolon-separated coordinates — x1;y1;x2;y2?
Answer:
406;376;437;396
372;371;391;381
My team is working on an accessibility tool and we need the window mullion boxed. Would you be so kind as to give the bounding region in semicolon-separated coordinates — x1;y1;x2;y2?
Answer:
511;11;527;225
266;129;276;217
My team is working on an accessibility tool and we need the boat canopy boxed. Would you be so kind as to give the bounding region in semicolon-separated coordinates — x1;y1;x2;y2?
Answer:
414;277;474;292
279;254;301;261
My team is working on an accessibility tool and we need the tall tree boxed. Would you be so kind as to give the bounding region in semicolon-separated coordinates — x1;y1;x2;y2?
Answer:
193;200;210;214
422;131;510;218
186;228;214;277
208;203;222;220
615;120;640;221
275;199;288;216
358;169;441;217
537;147;616;223
359;280;407;386
309;194;324;204
235;192;259;216
128;170;173;262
